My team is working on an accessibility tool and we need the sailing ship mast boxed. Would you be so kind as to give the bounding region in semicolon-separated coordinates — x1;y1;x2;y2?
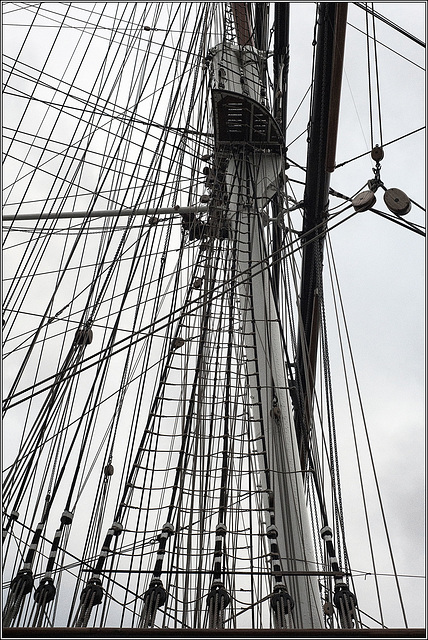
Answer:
2;2;425;635
294;3;348;471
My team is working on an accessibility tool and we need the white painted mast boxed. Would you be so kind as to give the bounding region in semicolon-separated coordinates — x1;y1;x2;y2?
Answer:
208;6;323;627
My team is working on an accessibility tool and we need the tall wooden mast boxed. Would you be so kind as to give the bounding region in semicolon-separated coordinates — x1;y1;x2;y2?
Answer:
294;3;348;470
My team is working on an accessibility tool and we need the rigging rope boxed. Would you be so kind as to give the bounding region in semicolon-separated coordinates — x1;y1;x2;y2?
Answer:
3;2;422;631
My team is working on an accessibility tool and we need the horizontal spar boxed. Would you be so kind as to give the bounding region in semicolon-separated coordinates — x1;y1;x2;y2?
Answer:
2;205;208;222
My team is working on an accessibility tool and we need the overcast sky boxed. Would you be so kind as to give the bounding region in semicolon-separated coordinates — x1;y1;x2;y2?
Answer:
2;2;425;630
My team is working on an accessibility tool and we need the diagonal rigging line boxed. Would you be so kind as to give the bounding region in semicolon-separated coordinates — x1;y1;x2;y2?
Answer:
326;235;410;627
3;56;209;138
5;200;422;397
3;521;140;602
3;66;208;195
3;258;194;355
3;23;203;117
3;481;273;597
3;15;207;216
347;22;425;70
4;166;423;403
3;121;209;189
8;1;205;59
335;126;424;168
353;2;425;48
3;207;358;410
3;130;205;193
2;180;171;209
370;207;425;233
2;208;348;382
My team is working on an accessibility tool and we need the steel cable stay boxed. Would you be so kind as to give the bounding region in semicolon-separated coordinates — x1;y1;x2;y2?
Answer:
3;337;92;502
324;235;410;627
0;222;342;422
3;2;424;633
1;3;42;90
2;38;150;344
2;4;119;249
1;91;213;161
1;116;211;206
3;38;205;396
2;3;75;165
68;244;217;625
2;244;191;357
368;207;425;235
346;22;425;70
3;202;177;548
277;238;339;626
1;142;209;209
6;2;209;61
3;211;136;410
312;238;361;629
3;182;170;210
2;7;204;234
324;238;384;627
353;2;425;48
2;245;215;501
3;204;370;412
2;342;98;626
6;332;141;627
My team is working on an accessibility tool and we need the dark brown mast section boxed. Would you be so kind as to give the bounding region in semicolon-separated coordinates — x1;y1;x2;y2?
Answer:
231;2;254;46
294;3;348;470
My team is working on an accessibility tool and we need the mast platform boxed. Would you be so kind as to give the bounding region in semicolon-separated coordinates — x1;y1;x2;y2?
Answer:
212;89;283;148
2;628;426;638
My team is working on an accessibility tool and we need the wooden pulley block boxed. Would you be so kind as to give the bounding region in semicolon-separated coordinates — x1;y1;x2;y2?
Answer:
192;277;203;289
371;145;384;162
352;190;376;212
383;188;411;216
172;336;185;350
